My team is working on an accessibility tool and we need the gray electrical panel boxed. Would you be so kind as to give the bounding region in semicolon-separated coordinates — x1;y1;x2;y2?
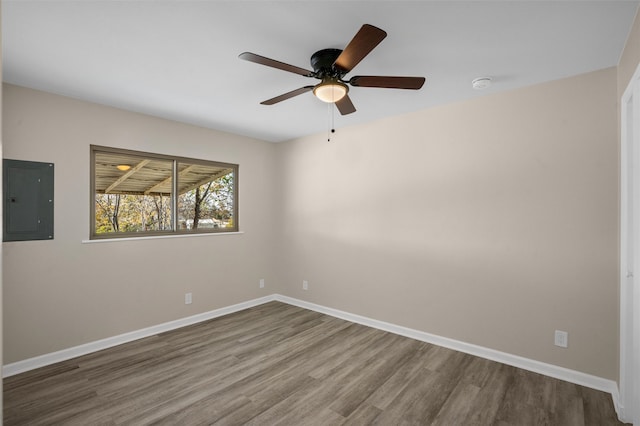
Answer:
3;159;54;242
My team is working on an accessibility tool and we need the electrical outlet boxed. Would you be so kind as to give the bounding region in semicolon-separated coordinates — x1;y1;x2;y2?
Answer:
554;330;568;348
303;280;309;290
185;292;192;305
259;278;265;289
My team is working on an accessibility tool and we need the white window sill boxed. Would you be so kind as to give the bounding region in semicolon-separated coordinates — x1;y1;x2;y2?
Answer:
82;231;244;244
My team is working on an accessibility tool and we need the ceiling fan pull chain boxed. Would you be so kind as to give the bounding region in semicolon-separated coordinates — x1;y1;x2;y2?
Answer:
327;103;332;142
331;103;336;136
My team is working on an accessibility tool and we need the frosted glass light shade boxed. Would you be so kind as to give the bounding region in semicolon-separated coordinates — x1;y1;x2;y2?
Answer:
313;81;348;103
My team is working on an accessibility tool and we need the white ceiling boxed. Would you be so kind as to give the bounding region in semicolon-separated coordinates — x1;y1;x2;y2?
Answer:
3;1;639;142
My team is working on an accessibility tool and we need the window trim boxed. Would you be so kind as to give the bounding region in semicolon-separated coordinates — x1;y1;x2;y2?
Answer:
90;145;239;240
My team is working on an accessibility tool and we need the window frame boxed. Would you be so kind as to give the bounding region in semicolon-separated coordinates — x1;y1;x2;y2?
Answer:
90;145;238;240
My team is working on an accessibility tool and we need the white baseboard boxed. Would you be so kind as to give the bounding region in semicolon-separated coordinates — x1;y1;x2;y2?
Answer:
3;293;621;418
2;295;277;378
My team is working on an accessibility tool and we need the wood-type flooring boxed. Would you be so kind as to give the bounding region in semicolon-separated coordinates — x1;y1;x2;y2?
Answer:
3;301;626;425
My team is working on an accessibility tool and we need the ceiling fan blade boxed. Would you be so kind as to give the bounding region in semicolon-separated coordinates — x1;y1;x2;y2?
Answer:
260;86;315;105
334;24;387;74
239;52;314;77
349;76;426;90
335;94;356;115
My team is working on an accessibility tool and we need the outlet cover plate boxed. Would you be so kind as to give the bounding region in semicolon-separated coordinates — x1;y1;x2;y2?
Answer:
554;330;568;348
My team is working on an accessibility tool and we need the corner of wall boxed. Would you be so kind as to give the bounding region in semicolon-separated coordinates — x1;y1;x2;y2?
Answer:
618;4;640;97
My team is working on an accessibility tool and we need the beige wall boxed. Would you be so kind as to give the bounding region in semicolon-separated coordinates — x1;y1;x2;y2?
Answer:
1;67;623;382
2;84;280;363
277;68;619;380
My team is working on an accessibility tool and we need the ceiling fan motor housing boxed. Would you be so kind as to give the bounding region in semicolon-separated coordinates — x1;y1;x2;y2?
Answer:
239;24;424;116
311;48;343;78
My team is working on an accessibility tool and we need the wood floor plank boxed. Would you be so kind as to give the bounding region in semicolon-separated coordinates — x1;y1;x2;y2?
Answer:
215;374;318;424
341;402;383;425
371;367;449;425
364;342;435;410
305;325;386;379
328;337;423;417
3;301;627;425
460;362;513;425
241;374;335;425
580;385;622;426
431;382;482;425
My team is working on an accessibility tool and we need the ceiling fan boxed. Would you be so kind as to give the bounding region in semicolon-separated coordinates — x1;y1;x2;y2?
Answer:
239;24;426;115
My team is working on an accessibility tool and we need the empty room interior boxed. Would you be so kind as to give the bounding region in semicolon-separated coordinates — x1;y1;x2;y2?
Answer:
2;1;640;424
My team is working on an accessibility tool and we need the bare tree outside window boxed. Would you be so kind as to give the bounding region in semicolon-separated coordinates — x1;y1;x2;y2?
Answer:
178;168;234;230
91;146;238;239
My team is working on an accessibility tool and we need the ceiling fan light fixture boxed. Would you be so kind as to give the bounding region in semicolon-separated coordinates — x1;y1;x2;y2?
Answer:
313;79;348;103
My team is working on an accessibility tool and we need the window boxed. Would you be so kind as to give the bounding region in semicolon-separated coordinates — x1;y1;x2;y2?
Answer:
91;145;238;239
